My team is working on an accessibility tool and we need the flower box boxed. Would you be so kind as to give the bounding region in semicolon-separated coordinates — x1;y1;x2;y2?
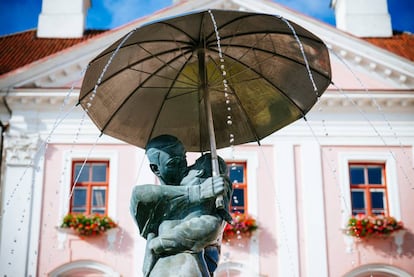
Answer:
59;213;118;237
223;213;258;241
344;214;404;240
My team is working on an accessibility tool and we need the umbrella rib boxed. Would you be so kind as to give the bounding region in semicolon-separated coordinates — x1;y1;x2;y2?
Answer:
228;84;262;146
145;56;197;144
79;46;196;103
213;50;309;116
97;50;195;133
210;45;329;109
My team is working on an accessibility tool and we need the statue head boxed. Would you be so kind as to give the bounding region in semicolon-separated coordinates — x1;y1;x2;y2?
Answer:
146;134;188;186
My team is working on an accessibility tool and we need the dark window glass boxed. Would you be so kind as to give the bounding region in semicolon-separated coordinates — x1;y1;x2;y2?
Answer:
351;191;365;211
72;187;87;207
368;167;382;184
92;164;107;182
371;191;385;209
74;164;90;182
231;188;245;208
229;165;244;184
350;167;364;185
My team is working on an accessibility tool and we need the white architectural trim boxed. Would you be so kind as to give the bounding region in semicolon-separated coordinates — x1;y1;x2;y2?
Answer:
300;142;328;277
0;133;45;277
274;142;300;277
49;260;120;277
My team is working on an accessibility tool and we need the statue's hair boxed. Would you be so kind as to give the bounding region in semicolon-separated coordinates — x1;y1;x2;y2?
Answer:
192;153;228;177
145;134;185;164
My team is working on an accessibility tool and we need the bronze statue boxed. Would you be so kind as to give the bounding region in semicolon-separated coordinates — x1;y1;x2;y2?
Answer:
130;135;232;276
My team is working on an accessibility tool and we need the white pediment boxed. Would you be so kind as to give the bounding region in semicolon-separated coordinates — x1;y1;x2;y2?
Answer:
1;0;413;90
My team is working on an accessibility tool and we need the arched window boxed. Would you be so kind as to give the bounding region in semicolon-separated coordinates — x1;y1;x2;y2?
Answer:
49;260;120;277
343;264;412;277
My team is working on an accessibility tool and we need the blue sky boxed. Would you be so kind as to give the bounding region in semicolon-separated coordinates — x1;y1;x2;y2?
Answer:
0;0;413;36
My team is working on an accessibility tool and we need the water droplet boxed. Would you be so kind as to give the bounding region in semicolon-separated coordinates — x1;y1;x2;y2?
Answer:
220;58;224;63
86;103;92;108
222;71;226;76
226;100;230;104
227;107;231;111
220;65;225;70
227;120;232;125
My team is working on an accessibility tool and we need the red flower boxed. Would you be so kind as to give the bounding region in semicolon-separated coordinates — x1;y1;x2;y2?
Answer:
60;213;117;237
345;215;403;239
223;213;258;241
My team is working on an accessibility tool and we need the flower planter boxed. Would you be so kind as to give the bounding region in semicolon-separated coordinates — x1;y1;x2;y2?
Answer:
223;213;258;242
59;213;118;237
344;215;404;240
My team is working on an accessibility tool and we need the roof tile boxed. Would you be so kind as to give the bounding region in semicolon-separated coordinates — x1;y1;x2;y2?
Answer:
363;32;414;62
0;30;106;76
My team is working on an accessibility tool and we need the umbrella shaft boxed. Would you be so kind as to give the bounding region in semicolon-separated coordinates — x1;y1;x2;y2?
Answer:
198;49;220;177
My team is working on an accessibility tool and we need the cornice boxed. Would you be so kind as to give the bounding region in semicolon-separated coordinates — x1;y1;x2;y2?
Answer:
2;89;413;113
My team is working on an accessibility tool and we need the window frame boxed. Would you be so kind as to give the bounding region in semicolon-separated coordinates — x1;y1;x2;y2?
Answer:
227;161;248;214
348;162;389;216
338;151;401;224
70;160;110;215
59;150;119;220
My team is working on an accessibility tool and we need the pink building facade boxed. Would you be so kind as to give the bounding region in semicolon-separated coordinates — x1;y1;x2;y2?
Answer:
0;0;413;276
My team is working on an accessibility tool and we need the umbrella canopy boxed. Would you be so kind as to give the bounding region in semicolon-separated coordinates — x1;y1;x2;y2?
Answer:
79;9;331;152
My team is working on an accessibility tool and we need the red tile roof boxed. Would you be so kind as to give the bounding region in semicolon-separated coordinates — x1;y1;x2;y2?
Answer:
363;32;414;62
0;30;106;76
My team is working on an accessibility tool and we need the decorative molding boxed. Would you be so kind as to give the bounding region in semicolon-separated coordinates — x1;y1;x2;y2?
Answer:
4;133;41;166
3;89;414;112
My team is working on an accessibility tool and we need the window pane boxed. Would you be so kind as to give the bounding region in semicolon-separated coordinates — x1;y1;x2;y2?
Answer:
371;190;385;215
74;164;90;182
350;167;364;185
92;164;107;182
92;187;106;207
231;188;245;208
368;167;382;184
229;165;244;183
351;190;365;214
72;187;87;208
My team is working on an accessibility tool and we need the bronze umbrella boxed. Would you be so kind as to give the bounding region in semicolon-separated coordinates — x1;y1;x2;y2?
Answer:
79;9;331;206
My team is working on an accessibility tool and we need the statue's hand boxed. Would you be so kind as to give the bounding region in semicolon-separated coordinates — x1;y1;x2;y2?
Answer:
189;176;231;203
200;176;227;200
